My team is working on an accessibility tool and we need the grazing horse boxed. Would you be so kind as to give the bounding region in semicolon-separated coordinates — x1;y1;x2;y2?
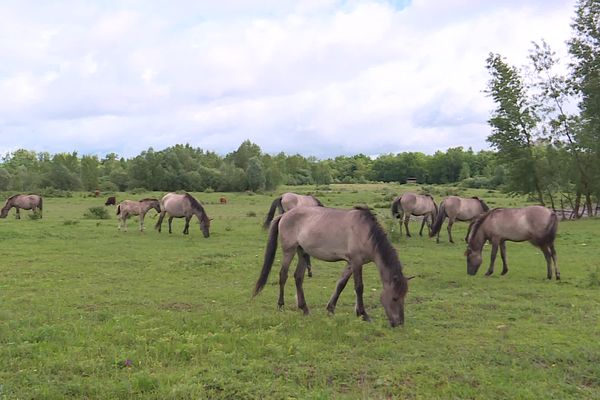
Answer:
465;206;559;279
0;194;43;219
219;197;228;204
253;206;411;327
430;196;489;243
105;196;116;206
263;192;324;278
116;198;161;232
391;193;437;237
155;192;211;237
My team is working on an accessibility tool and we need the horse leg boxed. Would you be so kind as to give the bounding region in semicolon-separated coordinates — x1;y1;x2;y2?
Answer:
352;265;371;322
183;216;191;235
139;213;145;232
398;211;403;237
168;217;174;234
16;207;20;219
418;215;427;236
550;243;560;280
277;248;296;310
542;245;553;280
156;212;165;233
294;248;309;315
485;242;499;276
304;253;313;278
404;215;411;237
447;217;455;244
326;264;353;314
499;241;509;275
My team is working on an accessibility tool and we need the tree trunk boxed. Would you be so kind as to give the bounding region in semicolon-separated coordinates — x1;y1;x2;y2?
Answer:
574;190;582;219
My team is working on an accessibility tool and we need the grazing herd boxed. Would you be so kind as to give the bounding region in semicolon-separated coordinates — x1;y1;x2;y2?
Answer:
1;189;560;327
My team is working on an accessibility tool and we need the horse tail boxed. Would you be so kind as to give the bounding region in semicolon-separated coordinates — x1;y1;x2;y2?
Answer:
391;196;402;219
545;212;559;244
263;196;282;230
430;200;446;237
254;215;281;297
116;204;121;216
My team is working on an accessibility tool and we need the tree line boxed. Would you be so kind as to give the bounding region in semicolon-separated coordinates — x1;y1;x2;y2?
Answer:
0;142;503;194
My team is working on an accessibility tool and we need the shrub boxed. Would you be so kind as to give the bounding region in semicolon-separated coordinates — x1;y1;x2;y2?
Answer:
83;206;110;220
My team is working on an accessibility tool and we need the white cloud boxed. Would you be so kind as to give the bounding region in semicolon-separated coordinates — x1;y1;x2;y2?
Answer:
0;0;577;158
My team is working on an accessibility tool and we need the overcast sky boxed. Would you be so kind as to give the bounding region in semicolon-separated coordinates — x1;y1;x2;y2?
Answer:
0;0;576;159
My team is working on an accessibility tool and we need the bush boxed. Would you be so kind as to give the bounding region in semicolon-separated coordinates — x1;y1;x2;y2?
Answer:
459;176;492;189
83;206;110;220
129;187;147;195
38;187;73;198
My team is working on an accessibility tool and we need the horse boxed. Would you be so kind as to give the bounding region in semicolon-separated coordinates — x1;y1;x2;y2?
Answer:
263;192;324;229
465;206;559;279
219;197;228;204
391;193;437;237
105;196;116;206
0;194;43;219
263;192;324;278
116;198;161;232
253;206;412;327
155;192;211;237
429;196;489;243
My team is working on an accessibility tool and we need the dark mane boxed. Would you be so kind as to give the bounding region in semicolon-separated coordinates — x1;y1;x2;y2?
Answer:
311;196;324;207
6;194;20;201
355;207;404;280
467;209;497;244
139;198;158;202
184;193;207;215
472;196;490;211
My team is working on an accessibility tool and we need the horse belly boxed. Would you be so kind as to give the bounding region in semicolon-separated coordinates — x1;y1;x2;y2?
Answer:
297;233;348;262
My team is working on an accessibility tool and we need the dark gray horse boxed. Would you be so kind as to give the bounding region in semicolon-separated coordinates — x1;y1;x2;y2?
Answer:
391;193;437;237
253;206;411;327
465;206;559;279
155;193;211;237
116;198;161;232
0;194;43;219
430;196;489;243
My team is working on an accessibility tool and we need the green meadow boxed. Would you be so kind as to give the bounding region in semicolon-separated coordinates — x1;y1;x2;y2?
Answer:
0;184;599;399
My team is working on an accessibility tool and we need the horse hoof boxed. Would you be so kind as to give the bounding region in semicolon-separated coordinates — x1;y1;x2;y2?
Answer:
362;314;372;323
485;271;493;276
277;304;284;311
501;270;508;276
307;271;313;278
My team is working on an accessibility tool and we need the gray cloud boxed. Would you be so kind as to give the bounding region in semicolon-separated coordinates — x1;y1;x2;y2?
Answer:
0;0;576;158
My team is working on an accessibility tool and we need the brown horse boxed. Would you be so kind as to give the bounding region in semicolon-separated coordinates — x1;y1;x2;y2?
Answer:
465;206;559;279
155;193;211;237
263;192;324;277
430;196;489;243
253;206;411;327
116;198;161;232
0;194;43;219
391;193;437;237
105;196;116;206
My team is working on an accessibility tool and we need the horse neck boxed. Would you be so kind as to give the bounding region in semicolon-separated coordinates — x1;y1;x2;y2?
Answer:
371;243;404;285
468;224;486;251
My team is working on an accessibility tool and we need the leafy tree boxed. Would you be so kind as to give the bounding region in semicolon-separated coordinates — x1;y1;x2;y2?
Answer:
485;53;545;204
80;155;100;191
246;157;266;192
0;168;11;191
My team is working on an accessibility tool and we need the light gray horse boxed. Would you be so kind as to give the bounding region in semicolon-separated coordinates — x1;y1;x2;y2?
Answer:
465;206;559;279
430;196;489;243
263;192;323;229
116;198;161;232
253;206;412;327
391;193;437;237
263;192;324;277
0;194;43;219
155;192;211;237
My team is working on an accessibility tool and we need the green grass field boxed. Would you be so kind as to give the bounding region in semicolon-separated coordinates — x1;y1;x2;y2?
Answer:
1;184;599;399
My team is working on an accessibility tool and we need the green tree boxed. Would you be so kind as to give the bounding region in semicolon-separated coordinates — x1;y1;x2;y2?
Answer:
485;53;545;204
80;155;100;191
246;157;266;192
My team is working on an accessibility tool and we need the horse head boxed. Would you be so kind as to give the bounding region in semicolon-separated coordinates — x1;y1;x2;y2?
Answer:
380;275;410;327
465;246;483;275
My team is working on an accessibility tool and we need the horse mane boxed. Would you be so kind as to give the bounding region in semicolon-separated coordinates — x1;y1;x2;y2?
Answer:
472;196;490;212
184;193;207;216
139;198;158;202
467;209;497;244
6;194;20;201
311;196;324;207
354;207;405;283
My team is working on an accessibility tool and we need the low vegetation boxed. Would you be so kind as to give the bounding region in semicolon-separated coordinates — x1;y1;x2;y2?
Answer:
0;184;598;399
